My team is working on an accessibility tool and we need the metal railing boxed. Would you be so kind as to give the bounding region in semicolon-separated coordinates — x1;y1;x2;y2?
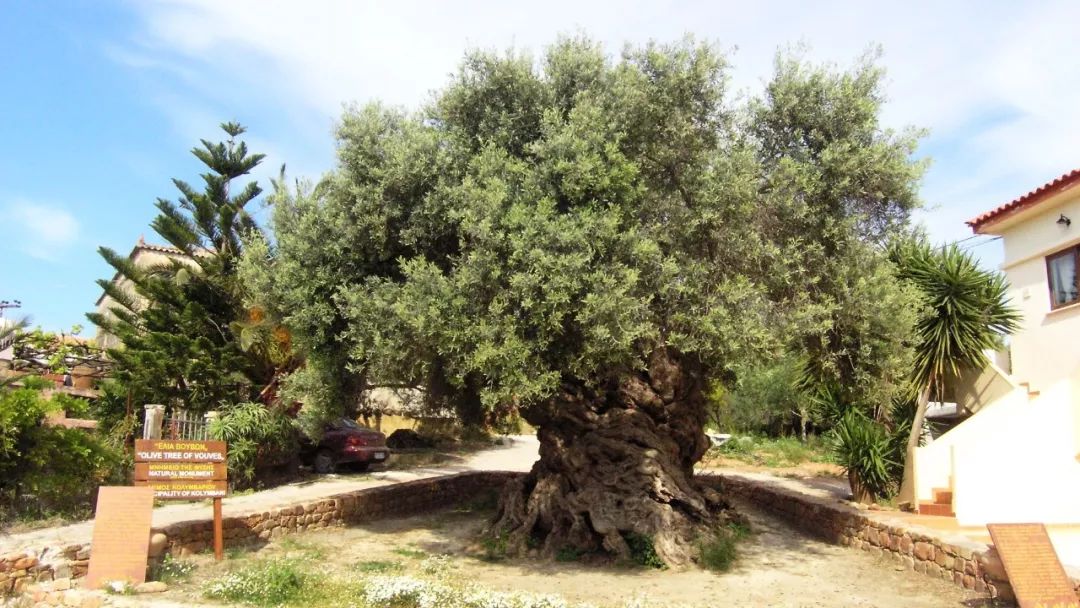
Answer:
164;409;210;440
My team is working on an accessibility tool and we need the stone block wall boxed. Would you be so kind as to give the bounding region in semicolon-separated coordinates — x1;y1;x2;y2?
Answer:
1;544;88;595
158;471;516;556
706;473;1080;603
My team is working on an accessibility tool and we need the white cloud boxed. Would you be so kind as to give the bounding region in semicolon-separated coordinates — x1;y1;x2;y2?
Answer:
114;0;1080;267
2;201;80;261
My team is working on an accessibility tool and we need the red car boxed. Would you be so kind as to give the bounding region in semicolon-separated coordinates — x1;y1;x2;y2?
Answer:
302;418;389;474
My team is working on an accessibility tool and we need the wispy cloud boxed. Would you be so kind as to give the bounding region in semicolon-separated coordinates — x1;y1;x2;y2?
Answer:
1;201;80;261
112;0;1080;265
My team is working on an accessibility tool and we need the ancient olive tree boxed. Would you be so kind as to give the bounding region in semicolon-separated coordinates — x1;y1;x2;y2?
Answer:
243;38;924;565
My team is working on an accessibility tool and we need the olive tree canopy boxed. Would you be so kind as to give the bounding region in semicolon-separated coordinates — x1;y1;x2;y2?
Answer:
242;37;925;565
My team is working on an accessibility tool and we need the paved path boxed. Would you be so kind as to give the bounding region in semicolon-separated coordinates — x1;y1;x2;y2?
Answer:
0;435;540;554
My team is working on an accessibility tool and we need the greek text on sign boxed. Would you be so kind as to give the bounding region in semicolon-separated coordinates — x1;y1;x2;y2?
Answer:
134;439;226;463
134;479;228;500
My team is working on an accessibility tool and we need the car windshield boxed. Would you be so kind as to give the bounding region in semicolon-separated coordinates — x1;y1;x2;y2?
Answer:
331;418;367;431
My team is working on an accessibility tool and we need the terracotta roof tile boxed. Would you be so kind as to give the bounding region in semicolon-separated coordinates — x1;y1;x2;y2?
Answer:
967;168;1080;232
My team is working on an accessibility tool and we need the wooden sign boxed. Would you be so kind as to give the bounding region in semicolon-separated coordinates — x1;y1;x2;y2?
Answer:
987;523;1079;608
134;439;227;463
133;437;229;561
85;486;154;589
134;479;229;500
134;461;227;481
134;439;228;500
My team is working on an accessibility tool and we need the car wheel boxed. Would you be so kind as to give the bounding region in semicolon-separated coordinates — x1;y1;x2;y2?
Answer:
313;450;335;474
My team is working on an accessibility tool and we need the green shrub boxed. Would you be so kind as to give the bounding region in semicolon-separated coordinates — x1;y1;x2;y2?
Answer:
0;386;123;526
622;532;665;569
204;558;307;606
555;547;583;562
829;411;895;501
697;523;750;572
479;531;509;562
210;402;298;486
711;355;814;436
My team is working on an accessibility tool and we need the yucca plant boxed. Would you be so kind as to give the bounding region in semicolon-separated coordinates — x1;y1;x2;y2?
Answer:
830;410;895;503
889;238;1021;506
210;402;298;485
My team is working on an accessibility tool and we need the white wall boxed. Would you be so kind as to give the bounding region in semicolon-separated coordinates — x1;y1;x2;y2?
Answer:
994;189;1080;391
918;367;1080;525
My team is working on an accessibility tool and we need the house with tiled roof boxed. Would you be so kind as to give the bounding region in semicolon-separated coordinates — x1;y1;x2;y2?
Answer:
967;168;1080;388
93;237;205;349
911;169;1080;528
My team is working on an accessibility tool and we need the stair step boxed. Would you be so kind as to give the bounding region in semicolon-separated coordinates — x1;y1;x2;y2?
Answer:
918;502;955;517
932;488;953;504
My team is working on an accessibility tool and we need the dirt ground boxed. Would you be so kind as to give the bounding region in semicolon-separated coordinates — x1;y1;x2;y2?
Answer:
134;501;989;608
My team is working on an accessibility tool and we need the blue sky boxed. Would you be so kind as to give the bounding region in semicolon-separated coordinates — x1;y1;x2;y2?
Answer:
2;0;1079;333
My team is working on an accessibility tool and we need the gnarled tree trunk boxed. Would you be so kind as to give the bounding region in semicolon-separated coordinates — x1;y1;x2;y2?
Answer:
493;347;741;566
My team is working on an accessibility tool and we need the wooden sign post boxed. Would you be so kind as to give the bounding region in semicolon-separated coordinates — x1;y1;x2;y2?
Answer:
134;439;228;561
987;523;1079;608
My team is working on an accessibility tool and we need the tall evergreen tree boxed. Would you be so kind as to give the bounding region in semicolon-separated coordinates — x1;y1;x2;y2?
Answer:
89;123;274;412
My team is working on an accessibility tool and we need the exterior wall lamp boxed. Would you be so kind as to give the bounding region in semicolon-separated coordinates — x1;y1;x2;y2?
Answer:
1057;214;1072;227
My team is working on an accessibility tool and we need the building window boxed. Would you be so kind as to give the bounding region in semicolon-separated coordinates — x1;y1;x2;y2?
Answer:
1047;246;1080;309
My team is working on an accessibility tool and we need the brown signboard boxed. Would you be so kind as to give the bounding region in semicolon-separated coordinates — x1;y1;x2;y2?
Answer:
134;479;228;500
134;439;227;463
987;523;1079;608
85;486;155;589
134;461;227;481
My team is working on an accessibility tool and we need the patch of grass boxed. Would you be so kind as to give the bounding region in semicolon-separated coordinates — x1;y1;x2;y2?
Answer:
622;532;666;570
204;558;307;606
697;523;751;572
354;560;404;574
277;536;327;560
391;547;428;559
149;554;196;584
710;434;834;468
479;531;509;562
225;546;247;560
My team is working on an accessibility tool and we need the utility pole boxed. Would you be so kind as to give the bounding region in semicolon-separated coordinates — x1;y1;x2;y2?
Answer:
0;299;22;319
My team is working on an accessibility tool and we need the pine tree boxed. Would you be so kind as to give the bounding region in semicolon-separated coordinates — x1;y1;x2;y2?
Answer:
88;123;273;412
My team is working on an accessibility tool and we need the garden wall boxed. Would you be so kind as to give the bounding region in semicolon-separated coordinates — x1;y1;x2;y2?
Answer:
1;471;515;595
705;472;1080;603
157;470;516;555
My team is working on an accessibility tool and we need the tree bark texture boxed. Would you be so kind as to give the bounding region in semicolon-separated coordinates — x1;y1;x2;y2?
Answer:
493;347;741;566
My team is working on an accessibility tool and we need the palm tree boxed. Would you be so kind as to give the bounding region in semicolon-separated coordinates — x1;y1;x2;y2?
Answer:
890;239;1021;507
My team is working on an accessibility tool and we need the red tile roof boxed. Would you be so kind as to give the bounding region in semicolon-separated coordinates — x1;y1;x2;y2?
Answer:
967;168;1080;233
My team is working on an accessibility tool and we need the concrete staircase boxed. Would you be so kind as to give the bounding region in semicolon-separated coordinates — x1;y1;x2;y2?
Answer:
918;488;955;517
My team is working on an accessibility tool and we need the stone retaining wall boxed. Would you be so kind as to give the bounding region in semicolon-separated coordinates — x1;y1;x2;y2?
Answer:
159;471;516;556
707;472;1080;604
1;471;515;595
